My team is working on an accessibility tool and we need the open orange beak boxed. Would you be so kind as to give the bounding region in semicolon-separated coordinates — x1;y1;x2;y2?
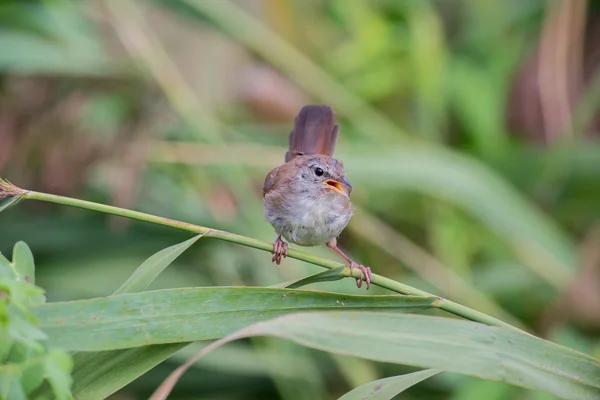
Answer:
324;178;352;195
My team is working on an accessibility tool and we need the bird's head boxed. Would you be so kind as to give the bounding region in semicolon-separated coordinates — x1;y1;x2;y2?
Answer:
291;154;352;198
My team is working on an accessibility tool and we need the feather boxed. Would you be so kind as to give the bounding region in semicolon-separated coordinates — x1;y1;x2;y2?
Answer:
284;105;339;162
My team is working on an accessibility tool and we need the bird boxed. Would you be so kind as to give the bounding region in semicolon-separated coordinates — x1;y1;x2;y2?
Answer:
262;105;372;288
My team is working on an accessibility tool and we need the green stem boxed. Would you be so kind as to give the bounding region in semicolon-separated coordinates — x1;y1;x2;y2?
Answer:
19;189;523;333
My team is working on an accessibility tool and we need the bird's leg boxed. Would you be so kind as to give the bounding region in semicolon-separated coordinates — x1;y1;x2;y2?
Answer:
272;235;289;265
326;239;371;289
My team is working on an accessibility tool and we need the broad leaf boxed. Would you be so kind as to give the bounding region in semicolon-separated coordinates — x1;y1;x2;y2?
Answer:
33;288;435;351
151;312;600;400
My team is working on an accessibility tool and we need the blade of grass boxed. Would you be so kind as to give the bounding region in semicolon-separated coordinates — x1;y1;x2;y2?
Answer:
150;312;600;400
33;287;436;351
270;267;347;289
338;369;441;400
0;184;520;332
113;233;206;295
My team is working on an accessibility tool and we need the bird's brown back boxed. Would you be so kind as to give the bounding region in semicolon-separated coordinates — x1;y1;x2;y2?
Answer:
284;105;339;162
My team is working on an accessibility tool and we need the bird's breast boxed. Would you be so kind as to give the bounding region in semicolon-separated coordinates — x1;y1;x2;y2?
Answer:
265;189;352;247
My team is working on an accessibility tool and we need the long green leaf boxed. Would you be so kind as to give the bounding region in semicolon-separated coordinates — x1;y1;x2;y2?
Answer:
151;312;600;400
113;233;205;295
33;288;435;351
338;369;440;400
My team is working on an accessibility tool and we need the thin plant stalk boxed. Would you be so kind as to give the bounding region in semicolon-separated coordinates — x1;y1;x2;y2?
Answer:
0;181;526;334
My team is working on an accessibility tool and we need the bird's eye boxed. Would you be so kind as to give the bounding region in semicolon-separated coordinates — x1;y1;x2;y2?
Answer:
314;167;324;176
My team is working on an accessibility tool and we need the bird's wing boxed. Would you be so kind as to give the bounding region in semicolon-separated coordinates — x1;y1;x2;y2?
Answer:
262;165;284;198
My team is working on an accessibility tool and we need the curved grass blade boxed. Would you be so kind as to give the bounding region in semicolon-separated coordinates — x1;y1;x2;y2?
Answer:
271;267;347;289
113;233;206;295
338;369;440;400
151;312;600;400
33;288;435;351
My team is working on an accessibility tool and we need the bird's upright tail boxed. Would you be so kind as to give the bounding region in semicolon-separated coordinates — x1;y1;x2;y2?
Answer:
285;105;339;162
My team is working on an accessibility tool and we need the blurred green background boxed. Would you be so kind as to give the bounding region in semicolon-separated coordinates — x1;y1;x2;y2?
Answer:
1;0;599;399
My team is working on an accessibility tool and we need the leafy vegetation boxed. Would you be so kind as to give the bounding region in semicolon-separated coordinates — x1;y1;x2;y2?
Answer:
0;243;72;400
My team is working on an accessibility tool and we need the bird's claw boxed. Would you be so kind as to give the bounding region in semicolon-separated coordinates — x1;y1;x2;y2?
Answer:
272;238;288;265
350;263;371;289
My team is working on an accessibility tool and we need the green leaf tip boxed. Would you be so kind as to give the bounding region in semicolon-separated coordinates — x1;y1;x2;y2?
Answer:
270;267;347;289
113;233;205;295
338;369;441;400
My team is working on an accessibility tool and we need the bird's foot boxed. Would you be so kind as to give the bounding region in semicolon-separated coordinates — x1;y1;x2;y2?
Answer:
349;262;371;289
326;239;371;289
272;237;288;265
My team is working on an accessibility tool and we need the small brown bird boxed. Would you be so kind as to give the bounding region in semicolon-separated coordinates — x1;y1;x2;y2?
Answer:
263;105;372;288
